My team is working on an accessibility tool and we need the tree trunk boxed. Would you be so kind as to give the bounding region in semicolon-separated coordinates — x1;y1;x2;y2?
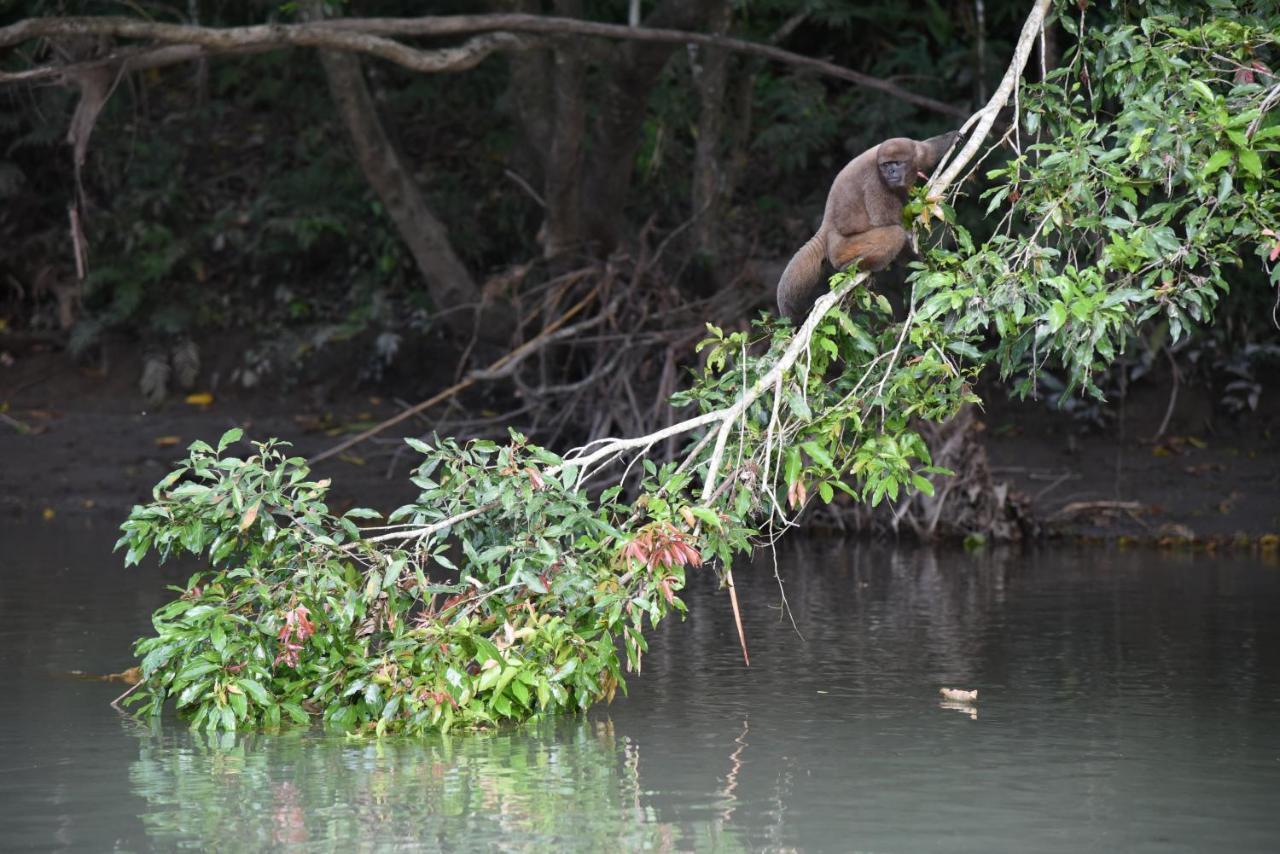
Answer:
317;49;478;332
541;0;588;257
690;0;732;259
580;0;717;252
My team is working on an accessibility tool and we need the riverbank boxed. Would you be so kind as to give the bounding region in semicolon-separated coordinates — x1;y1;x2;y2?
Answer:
2;347;1277;546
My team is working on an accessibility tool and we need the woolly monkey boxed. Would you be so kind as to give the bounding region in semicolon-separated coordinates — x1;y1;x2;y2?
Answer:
776;131;958;320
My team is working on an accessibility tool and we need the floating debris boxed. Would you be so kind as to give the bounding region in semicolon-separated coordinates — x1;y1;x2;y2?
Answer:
939;687;978;702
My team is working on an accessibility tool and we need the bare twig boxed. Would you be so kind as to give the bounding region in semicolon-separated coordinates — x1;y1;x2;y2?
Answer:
110;679;144;711
1146;347;1181;443
310;282;601;464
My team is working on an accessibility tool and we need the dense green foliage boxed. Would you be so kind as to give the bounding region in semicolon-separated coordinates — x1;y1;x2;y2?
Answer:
118;428;731;733
921;2;1280;399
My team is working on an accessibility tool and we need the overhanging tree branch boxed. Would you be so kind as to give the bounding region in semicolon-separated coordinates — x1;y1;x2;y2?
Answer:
0;14;966;117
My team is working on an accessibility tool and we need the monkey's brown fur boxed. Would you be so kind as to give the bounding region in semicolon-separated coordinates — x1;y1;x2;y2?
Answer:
776;131;958;320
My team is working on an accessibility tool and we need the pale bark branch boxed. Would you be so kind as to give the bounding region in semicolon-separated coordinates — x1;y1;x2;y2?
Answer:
0;19;531;82
1;14;966;117
927;0;1053;196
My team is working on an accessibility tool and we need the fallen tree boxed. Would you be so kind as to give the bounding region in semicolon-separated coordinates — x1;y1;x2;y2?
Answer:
112;0;1280;733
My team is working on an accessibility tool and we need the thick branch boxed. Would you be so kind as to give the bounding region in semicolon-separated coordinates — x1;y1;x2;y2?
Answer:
0;19;529;81
0;15;966;117
927;0;1053;196
317;47;478;327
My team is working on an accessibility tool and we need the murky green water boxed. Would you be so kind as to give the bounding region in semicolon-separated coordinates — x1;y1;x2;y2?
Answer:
3;521;1279;851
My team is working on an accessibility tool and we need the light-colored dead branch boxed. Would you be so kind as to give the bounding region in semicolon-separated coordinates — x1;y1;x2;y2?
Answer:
0;14;965;117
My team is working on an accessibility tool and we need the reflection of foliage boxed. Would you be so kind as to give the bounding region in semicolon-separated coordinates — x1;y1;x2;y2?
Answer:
126;717;729;849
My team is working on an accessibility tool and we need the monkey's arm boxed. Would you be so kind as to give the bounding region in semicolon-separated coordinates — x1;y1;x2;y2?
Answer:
827;225;908;273
917;131;960;172
825;176;875;236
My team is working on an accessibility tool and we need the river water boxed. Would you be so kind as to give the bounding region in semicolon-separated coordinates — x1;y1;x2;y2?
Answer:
2;521;1278;852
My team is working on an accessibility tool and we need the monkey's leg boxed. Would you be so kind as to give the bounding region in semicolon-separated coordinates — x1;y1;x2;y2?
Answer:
827;225;908;273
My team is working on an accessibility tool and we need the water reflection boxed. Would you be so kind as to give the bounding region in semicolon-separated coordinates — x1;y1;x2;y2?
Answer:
124;717;739;851
939;700;979;720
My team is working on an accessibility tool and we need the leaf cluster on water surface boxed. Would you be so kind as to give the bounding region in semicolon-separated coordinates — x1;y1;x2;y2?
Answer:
118;424;756;734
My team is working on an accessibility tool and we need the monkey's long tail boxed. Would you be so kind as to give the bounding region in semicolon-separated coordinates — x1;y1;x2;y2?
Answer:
776;232;827;320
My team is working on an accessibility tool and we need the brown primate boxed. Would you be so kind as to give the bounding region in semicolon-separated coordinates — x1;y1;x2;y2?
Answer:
776;131;959;320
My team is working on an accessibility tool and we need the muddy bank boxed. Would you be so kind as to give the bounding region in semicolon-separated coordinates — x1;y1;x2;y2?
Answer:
2;349;1277;545
980;376;1280;544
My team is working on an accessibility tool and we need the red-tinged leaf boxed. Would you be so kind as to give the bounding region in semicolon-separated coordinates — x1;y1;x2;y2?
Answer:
659;577;675;605
788;479;808;509
525;467;545;490
294;606;315;640
1270;243;1280;263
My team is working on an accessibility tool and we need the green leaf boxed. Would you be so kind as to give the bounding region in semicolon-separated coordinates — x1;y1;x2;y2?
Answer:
785;388;812;420
910;474;936;496
1202;149;1233;177
477;664;502;692
217;428;243;452
1188;79;1215;103
689;507;722;529
237;679;272;705
343;507;382;520
494;666;519;698
800;441;834;472
784;447;802;486
1047;302;1069;334
281;702;309;724
1237;148;1262;179
382;558;405;591
176;660;220;683
176;680;209;708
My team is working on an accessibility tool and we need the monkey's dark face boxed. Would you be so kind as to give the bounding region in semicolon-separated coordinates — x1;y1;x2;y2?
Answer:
878;159;911;189
876;138;919;191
